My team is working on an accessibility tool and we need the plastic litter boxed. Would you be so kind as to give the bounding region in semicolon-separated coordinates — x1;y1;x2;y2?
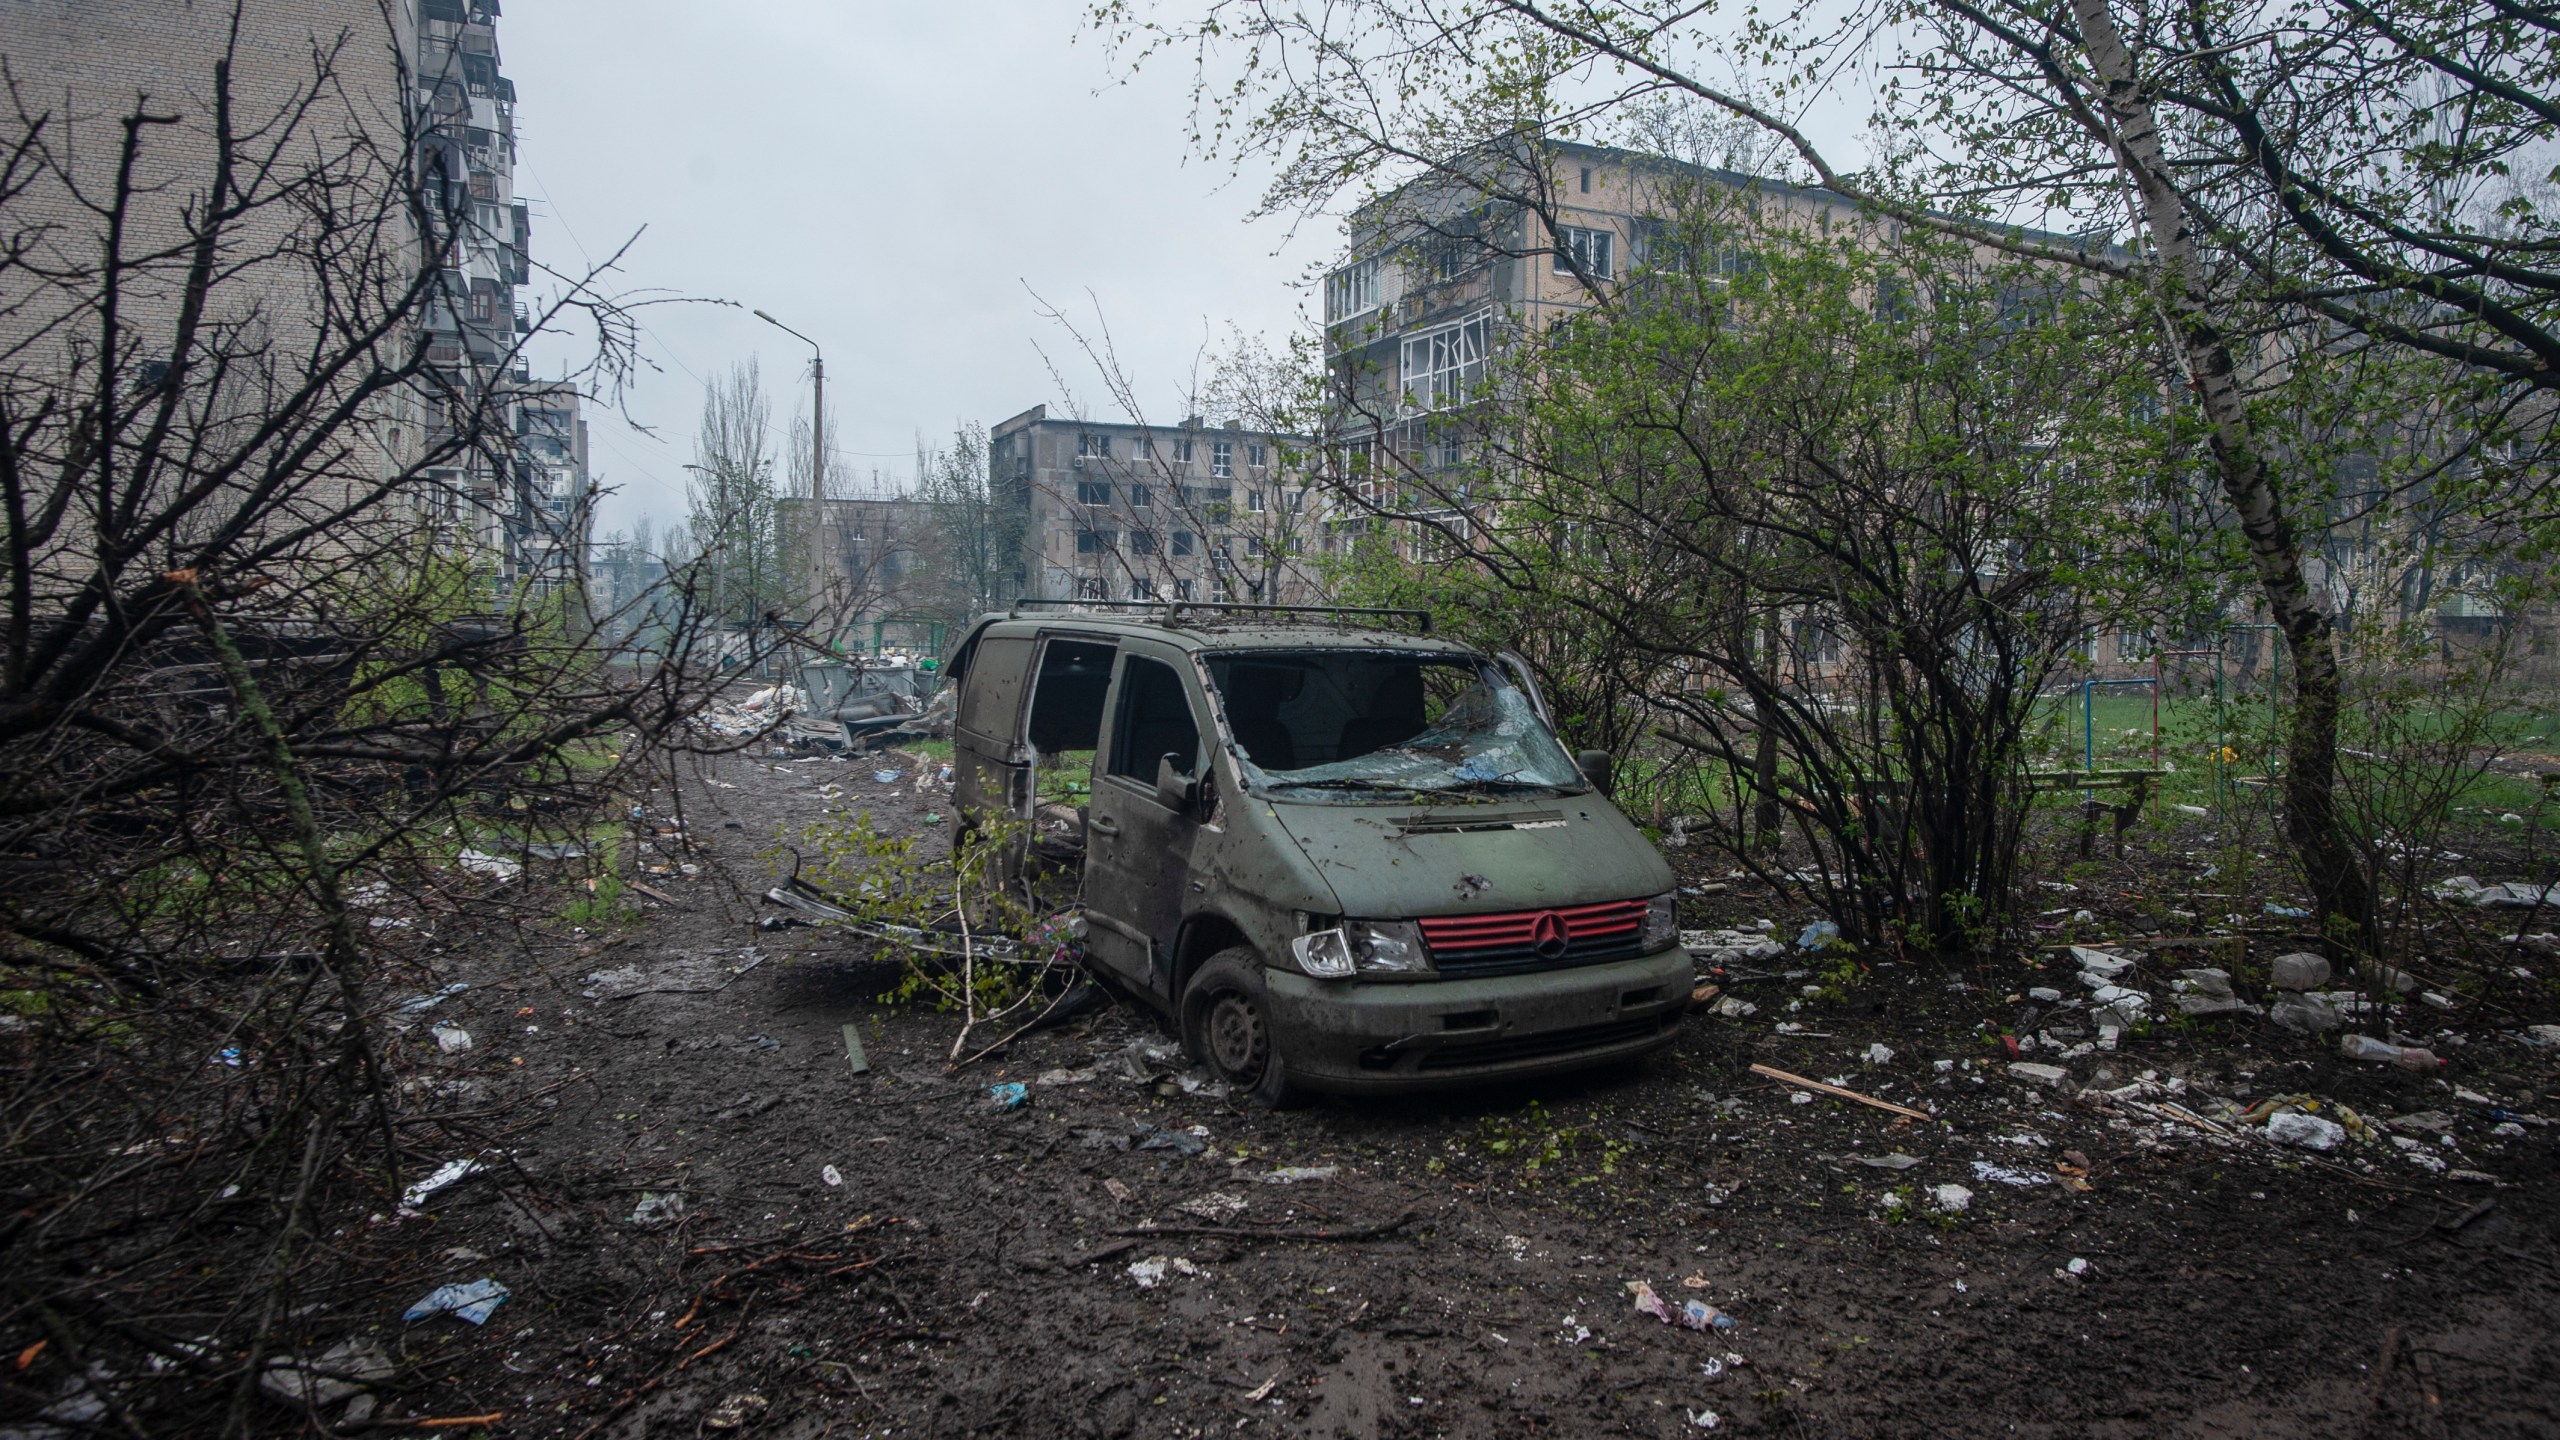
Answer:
1258;1166;1340;1184
821;1164;843;1187
1854;1152;1921;1170
2265;1111;2347;1151
630;1191;685;1225
1971;1160;2052;1187
2264;902;2312;919
456;848;522;883
1864;1042;1895;1065
431;1022;472;1054
393;983;469;1016
399;1157;487;1211
986;1081;1028;1108
1930;1183;1973;1213
2268;993;2344;1033
1127;1256;1169;1288
2339;1034;2444;1070
402;1277;509;1325
1629;1280;1737;1331
1796;920;1842;951
873;769;904;784
1135;1124;1207;1156
1688;1408;1722;1429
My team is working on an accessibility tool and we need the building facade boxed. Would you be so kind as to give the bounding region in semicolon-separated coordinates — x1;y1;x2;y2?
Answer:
989;405;1324;607
413;0;590;601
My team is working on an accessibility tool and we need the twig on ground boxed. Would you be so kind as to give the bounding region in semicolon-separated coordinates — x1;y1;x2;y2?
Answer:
1107;1211;1419;1243
1748;1063;1934;1122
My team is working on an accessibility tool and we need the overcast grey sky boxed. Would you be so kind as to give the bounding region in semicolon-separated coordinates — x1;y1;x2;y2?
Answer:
502;1;1323;538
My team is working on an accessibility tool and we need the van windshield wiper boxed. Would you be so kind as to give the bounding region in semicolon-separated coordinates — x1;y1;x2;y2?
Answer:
1264;776;1421;793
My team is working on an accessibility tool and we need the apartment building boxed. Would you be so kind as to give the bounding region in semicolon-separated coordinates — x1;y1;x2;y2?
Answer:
1320;141;1869;490
988;406;1324;607
772;493;931;636
413;0;591;600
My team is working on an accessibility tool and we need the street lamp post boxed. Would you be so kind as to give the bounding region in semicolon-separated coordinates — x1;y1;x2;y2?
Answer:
754;308;827;645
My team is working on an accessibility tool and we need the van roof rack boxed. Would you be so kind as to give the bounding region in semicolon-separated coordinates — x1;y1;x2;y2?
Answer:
1007;599;1432;634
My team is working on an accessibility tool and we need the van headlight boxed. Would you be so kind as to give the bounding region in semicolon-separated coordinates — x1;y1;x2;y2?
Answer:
1290;927;1356;979
1641;894;1680;952
1348;920;1429;974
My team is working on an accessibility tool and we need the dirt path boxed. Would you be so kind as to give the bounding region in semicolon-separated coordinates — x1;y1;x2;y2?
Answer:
366;747;2560;1438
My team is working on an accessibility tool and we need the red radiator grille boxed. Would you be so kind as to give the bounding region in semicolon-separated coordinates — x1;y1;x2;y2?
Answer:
1417;897;1649;975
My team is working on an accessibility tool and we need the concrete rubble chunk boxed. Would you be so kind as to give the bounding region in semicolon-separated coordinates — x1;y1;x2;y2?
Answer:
2008;1062;2070;1086
2175;968;2234;998
2070;947;2134;979
2269;952;2332;992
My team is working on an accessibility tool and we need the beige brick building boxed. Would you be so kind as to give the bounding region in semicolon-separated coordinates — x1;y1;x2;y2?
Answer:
989;405;1326;608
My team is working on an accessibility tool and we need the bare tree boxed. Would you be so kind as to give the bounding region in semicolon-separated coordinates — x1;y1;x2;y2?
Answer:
0;17;730;1430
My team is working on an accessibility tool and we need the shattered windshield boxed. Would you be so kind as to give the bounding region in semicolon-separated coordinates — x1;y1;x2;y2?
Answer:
1204;650;1584;801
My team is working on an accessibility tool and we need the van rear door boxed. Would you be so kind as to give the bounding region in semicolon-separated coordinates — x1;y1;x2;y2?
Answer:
951;634;1035;834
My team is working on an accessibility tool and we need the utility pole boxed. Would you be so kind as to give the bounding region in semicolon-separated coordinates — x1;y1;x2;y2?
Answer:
755;308;828;645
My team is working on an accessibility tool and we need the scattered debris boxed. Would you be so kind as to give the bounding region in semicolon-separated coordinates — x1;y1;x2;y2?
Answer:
1257;1166;1340;1185
821;1165;843;1188
630;1192;685;1225
986;1082;1028;1108
1748;1063;1932;1121
1930;1184;1973;1213
402;1278;509;1325
841;1023;869;1074
399;1156;488;1212
2265;1112;2347;1151
1175;1192;1248;1223
2340;1034;2444;1070
258;1340;392;1407
1629;1280;1737;1331
431;1022;472;1055
705;1392;770;1431
1972;1161;2052;1187
2008;1062;2069;1086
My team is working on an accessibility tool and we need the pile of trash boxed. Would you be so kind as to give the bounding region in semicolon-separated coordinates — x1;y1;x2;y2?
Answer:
688;685;803;740
1681;922;1787;967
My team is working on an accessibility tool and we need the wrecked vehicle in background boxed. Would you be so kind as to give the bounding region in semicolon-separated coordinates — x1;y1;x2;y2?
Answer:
942;602;1691;1104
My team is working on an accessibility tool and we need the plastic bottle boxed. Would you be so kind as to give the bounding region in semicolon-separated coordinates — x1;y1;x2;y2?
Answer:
2339;1033;2443;1070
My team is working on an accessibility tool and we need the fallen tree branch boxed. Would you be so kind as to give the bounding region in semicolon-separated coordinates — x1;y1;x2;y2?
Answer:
1748;1063;1934;1122
1106;1210;1419;1243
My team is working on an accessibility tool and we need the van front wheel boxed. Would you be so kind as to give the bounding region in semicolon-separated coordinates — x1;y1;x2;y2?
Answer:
1182;949;1301;1109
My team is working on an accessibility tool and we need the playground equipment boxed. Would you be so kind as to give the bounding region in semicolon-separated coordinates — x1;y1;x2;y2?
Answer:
2035;623;2290;844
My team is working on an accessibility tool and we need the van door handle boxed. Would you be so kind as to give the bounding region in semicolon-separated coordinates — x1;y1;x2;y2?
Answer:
1089;816;1121;836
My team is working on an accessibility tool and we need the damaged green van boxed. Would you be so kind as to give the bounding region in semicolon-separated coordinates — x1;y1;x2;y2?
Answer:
944;604;1692;1104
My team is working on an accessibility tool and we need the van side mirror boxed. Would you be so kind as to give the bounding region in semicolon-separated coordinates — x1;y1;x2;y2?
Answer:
1154;753;1196;813
1574;749;1615;798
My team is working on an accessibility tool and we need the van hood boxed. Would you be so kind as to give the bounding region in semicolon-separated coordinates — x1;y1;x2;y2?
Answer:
1264;796;1677;919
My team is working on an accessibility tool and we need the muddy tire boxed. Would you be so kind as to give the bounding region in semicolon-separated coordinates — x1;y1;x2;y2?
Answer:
1180;949;1301;1109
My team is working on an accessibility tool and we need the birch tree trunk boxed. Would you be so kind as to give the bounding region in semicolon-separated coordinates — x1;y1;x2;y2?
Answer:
2071;0;2376;948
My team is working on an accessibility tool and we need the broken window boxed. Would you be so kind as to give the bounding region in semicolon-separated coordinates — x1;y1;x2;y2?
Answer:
1107;656;1200;781
1078;433;1111;458
1204;652;1580;796
1555;225;1614;280
1325;258;1380;321
1399;315;1489;414
1076;480;1111;505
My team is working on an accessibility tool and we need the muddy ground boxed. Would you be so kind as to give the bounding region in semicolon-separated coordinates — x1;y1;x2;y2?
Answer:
341;741;2560;1439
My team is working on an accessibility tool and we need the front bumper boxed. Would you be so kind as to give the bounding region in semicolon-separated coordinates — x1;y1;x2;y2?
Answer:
1264;946;1692;1094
